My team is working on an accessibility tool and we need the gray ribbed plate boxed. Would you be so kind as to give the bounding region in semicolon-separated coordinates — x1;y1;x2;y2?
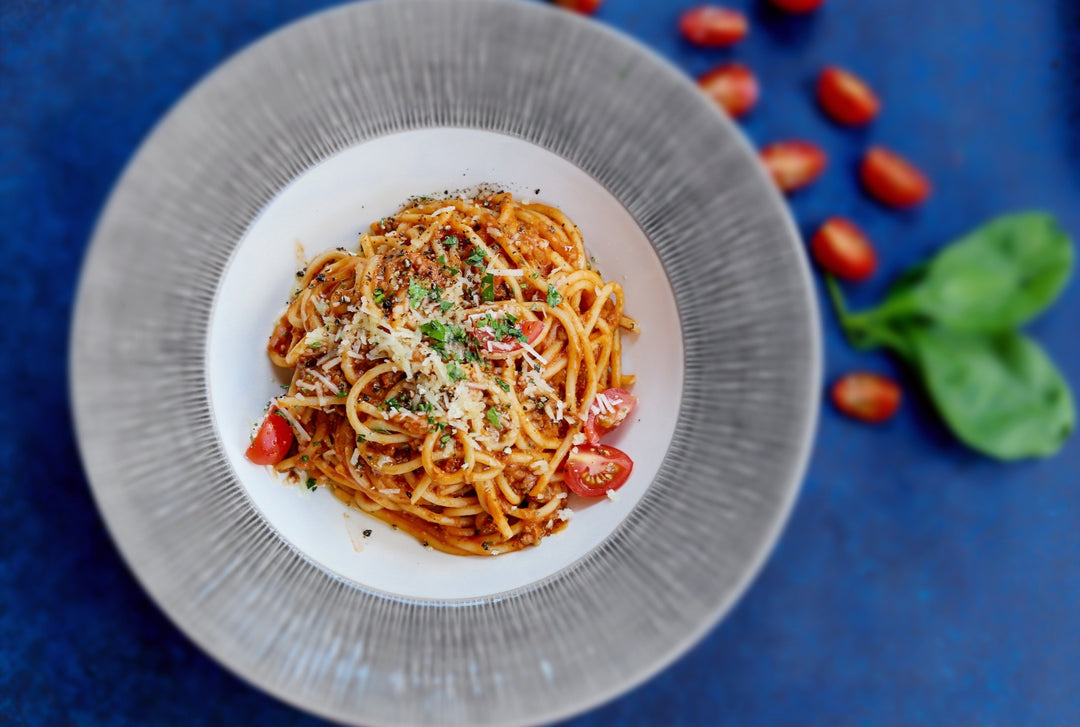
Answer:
70;1;820;725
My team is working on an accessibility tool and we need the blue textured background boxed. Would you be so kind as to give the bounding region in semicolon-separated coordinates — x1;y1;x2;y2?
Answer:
3;0;1079;724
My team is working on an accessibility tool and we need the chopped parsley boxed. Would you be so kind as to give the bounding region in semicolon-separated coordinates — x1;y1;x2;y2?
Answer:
335;390;348;398
465;247;487;267
495;378;510;392
442;234;459;246
486;407;502;429
305;478;317;492
546;284;562;307
373;288;386;304
408;278;426;309
481;273;495;303
447;361;465;382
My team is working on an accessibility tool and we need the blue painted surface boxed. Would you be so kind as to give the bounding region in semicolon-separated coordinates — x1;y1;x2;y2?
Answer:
2;0;1078;724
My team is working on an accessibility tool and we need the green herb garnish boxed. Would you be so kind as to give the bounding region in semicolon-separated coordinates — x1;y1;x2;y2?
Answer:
828;212;1074;460
546;284;562;307
465;247;487;267
486;407;502;429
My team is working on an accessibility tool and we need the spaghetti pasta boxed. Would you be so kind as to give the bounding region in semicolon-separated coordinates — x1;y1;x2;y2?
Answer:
249;192;638;555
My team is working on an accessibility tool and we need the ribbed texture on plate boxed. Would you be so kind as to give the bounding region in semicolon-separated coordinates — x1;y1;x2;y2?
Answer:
70;1;819;725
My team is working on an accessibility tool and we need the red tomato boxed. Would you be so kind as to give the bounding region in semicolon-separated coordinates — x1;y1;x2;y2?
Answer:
817;66;880;126
811;218;877;281
563;444;634;497
760;141;827;193
245;410;295;465
698;63;759;118
860;146;931;208
831;373;901;423
768;0;826;12
555;0;602;13
471;317;543;353
679;5;748;47
585;387;638;444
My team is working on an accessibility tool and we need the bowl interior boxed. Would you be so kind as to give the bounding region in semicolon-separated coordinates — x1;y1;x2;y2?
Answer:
207;127;684;600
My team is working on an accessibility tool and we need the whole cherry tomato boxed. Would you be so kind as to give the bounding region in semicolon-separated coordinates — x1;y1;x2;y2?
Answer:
811;218;877;281
679;5;748;47
761;141;828;193
832;373;902;423
698;63;760;118
817;66;880;126
769;0;826;12
861;146;932;208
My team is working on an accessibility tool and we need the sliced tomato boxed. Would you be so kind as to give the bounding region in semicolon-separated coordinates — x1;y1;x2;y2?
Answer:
679;6;748;48
760;141;827;193
860;146;931;208
768;0;826;12
585;388;637;444
563;444;633;497
555;0;602;14
811;218;877;281
471;316;543;353
698;63;759;118
245;409;295;465
817;66;880;126
831;373;901;423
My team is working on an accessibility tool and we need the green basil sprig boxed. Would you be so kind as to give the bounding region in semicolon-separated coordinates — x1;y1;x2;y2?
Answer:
828;212;1075;460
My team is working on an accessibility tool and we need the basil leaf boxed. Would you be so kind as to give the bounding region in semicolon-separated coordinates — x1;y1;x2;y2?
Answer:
900;325;1074;460
854;213;1073;332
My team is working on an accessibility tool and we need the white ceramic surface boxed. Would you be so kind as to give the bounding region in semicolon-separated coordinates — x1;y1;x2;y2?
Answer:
208;128;683;600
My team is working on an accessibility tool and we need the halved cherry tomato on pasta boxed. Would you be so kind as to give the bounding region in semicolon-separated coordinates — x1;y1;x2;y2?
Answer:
563;444;634;497
860;146;931;208
679;6;748;48
245;409;294;465
470;317;543;353
831;373;901;423
585;387;638;444
761;141;827;193
768;0;826;13
817;66;880;126
811;218;877;281
698;63;759;118
555;0;602;14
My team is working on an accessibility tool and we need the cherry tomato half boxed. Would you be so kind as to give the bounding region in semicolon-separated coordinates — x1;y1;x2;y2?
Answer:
817;66;880;126
245;409;295;465
761;141;827;193
585;387;638;444
831;373;901;423
811;218;877;281
679;5;748;48
470;317;543;353
768;0;826;12
563;443;634;497
555;0;602;14
860;146;931;208
698;63;759;118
